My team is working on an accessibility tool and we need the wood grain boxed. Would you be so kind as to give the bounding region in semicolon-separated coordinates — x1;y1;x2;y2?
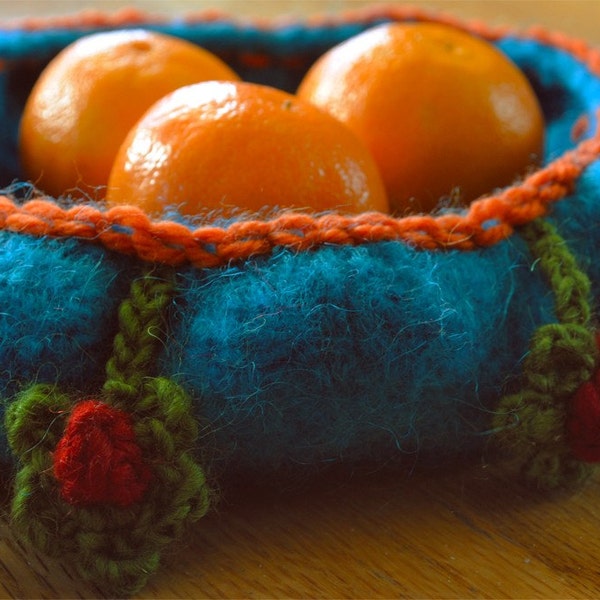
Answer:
2;1;600;598
2;462;600;598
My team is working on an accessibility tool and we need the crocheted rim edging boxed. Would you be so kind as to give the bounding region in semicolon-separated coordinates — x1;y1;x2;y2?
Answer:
4;270;211;596
1;131;599;265
1;5;600;265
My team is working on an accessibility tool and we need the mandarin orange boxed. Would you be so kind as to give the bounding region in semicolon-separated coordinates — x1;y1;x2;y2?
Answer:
19;29;239;199
105;81;389;217
297;22;545;214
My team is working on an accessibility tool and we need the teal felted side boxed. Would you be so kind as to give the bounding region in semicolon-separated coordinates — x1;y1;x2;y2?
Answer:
0;231;549;470
163;234;555;478
0;233;135;460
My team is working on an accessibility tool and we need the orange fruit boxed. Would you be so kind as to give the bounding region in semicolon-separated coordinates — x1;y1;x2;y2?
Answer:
105;81;389;217
19;29;239;199
297;22;545;214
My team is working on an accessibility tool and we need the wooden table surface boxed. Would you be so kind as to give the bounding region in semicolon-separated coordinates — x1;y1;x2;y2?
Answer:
2;1;600;599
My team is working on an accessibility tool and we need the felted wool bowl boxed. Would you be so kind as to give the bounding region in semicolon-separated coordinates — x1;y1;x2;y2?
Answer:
2;4;600;596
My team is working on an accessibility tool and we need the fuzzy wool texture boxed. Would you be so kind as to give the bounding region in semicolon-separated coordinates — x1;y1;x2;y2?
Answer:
1;21;600;478
165;237;554;476
0;235;134;459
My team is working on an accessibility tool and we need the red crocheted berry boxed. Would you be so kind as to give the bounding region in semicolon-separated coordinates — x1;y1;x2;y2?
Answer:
567;368;600;463
53;400;153;506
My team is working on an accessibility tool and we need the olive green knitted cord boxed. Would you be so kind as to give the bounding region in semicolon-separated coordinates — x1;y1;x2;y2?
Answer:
5;269;211;597
104;271;175;402
494;218;598;488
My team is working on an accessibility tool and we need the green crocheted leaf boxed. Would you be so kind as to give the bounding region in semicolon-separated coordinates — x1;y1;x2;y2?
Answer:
5;383;72;457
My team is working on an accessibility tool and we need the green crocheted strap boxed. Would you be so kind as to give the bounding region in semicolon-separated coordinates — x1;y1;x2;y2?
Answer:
103;270;176;403
4;269;211;597
494;218;598;489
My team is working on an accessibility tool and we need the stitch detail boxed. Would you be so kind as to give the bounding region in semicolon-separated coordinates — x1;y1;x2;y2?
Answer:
494;219;598;489
53;399;153;507
1;130;599;267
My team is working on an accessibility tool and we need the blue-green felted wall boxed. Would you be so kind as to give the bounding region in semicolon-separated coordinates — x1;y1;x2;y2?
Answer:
0;226;552;470
163;235;554;476
0;234;136;461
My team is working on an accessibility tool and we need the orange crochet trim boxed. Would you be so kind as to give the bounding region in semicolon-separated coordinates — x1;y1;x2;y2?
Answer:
1;132;599;268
